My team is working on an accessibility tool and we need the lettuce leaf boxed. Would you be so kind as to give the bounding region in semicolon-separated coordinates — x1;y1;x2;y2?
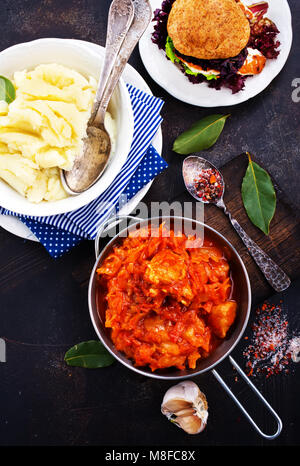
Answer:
165;36;217;80
205;74;218;81
183;65;217;80
165;36;180;63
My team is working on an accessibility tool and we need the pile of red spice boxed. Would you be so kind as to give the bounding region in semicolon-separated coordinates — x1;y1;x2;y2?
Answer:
193;168;223;203
243;302;300;378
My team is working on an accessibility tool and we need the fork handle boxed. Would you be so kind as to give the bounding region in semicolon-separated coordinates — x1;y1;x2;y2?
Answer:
91;0;134;126
220;201;291;292
95;0;152;125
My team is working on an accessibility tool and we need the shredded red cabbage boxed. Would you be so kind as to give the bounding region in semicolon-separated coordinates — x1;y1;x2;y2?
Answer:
151;0;280;94
249;20;280;59
151;0;176;49
174;48;248;74
175;47;248;93
181;65;247;94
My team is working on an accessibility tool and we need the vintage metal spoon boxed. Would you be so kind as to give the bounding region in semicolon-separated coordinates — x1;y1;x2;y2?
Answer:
62;0;135;194
62;0;152;194
91;0;152;129
182;155;291;293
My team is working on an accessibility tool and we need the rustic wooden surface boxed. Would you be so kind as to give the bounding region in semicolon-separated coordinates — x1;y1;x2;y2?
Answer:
0;0;299;448
160;152;300;306
206;154;300;305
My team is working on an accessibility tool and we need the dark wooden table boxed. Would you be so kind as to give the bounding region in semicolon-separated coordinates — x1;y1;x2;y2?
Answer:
0;0;299;447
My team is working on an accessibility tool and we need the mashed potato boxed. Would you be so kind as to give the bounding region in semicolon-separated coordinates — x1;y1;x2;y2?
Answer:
0;63;116;203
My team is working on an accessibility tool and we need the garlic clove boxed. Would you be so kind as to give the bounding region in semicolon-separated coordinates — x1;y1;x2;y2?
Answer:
174;407;196;417
175;413;204;435
161;381;208;435
162;398;191;413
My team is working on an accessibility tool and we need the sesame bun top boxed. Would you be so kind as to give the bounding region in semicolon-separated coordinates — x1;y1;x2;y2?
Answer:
167;0;251;60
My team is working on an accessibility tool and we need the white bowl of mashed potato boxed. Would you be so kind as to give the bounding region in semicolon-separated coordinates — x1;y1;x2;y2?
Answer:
0;38;134;216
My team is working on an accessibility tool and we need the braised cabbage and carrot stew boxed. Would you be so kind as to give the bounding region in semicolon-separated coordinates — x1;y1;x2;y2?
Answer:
96;224;237;371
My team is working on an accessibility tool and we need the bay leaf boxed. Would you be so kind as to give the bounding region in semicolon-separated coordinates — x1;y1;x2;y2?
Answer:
0;76;15;104
241;152;276;235
172;114;230;155
64;340;115;368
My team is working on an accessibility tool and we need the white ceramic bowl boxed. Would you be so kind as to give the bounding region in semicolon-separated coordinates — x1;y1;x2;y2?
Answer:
0;38;134;216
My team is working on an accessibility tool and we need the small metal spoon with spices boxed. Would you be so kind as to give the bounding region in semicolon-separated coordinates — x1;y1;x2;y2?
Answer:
182;155;291;293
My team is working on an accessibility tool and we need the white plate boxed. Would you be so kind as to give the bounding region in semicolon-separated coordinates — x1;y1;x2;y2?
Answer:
139;0;293;107
0;38;134;216
0;40;163;242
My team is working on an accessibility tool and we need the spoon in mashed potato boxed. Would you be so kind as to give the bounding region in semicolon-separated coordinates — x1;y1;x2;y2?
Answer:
63;0;152;194
62;0;134;194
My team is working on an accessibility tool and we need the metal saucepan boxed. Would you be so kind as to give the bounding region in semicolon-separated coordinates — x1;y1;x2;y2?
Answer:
88;215;282;440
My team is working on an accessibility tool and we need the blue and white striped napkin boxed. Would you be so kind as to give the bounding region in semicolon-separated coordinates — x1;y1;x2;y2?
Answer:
0;85;168;258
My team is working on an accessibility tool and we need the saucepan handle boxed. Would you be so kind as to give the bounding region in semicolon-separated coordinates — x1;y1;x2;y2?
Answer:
94;214;143;258
212;356;283;440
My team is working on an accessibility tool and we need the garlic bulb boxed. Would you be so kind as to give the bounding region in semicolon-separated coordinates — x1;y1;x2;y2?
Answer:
161;381;208;435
